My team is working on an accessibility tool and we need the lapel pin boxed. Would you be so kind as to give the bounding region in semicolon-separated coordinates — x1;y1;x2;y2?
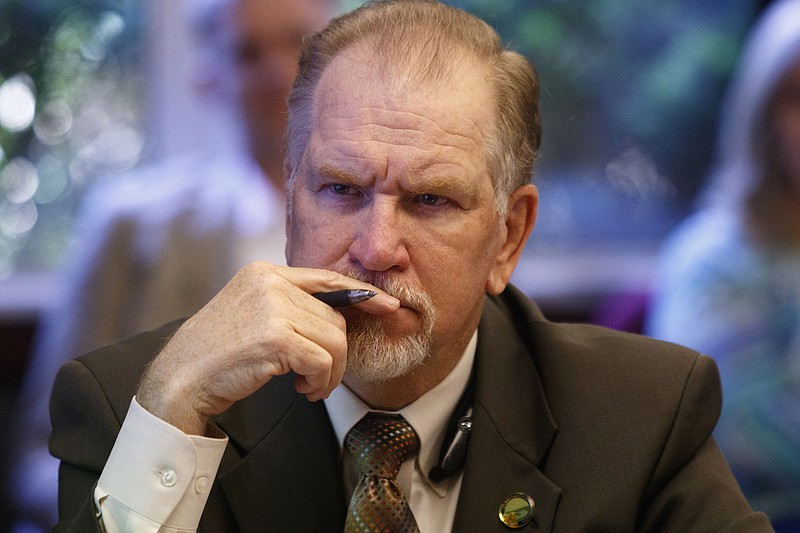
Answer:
498;493;535;528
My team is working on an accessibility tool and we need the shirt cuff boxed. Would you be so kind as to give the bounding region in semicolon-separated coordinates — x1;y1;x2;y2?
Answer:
96;397;228;530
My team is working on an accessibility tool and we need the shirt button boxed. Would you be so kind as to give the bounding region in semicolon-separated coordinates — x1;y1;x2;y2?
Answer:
195;477;210;494
160;469;178;487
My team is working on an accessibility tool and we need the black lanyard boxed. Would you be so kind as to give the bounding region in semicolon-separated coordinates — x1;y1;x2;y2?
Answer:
429;377;475;482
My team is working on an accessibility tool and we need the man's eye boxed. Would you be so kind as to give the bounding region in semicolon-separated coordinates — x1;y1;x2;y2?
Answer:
329;183;359;195
415;193;448;206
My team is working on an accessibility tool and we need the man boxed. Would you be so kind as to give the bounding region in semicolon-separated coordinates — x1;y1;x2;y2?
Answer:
7;0;333;530
50;1;773;531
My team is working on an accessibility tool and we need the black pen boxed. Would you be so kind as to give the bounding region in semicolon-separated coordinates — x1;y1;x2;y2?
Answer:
313;289;378;307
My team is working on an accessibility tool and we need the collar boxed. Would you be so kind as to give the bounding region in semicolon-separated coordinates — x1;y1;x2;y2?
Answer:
325;330;477;497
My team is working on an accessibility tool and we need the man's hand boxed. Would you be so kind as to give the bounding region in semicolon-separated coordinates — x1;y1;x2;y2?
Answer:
135;262;399;435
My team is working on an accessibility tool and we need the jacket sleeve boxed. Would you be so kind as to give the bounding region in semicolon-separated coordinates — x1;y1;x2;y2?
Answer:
50;359;122;532
638;354;774;531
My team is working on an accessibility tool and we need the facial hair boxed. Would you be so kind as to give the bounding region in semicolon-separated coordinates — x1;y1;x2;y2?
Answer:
341;269;436;383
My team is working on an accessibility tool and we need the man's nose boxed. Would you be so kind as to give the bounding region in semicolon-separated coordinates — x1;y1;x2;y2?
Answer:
348;199;411;273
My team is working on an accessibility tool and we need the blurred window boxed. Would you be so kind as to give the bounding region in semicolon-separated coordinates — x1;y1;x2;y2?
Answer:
0;0;144;276
444;0;761;255
0;0;764;283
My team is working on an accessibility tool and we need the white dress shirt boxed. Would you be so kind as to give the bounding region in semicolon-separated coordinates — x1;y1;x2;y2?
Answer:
326;330;476;532
93;331;477;532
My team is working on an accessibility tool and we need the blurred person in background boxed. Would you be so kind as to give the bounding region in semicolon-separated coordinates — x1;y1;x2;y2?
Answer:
3;0;335;530
647;0;800;528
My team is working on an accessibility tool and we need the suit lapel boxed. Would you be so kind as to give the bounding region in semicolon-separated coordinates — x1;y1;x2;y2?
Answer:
452;294;562;532
213;374;347;532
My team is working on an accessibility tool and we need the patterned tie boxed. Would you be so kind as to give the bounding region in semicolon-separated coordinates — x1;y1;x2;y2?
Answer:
344;412;421;533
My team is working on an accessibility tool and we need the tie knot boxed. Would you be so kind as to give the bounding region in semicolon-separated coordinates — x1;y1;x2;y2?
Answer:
346;413;419;480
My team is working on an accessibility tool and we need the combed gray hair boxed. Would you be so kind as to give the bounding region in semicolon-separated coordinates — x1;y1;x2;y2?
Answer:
286;0;541;216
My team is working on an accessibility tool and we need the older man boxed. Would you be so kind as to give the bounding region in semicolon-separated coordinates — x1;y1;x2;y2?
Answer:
51;1;772;531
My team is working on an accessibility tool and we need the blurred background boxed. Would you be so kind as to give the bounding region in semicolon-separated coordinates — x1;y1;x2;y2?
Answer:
0;0;777;528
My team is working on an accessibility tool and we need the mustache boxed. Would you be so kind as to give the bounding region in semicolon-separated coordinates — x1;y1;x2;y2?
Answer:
340;268;433;315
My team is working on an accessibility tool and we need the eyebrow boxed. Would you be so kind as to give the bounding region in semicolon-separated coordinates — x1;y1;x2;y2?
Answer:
316;164;481;203
317;165;362;185
410;175;480;203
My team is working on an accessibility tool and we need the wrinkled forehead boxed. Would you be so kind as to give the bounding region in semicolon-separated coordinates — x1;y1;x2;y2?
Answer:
312;41;497;138
356;32;491;94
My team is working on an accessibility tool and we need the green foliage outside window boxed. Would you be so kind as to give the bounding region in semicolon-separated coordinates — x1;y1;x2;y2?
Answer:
452;0;759;248
0;0;143;275
456;0;756;192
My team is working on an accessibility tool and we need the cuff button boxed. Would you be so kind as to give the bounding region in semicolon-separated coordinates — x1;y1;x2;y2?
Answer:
195;476;210;494
160;469;178;487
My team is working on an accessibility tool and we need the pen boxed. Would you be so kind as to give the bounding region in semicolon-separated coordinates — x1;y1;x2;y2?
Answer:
313;289;378;307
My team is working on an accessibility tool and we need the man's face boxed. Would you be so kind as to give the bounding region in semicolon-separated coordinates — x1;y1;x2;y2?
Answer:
286;44;512;376
223;0;331;149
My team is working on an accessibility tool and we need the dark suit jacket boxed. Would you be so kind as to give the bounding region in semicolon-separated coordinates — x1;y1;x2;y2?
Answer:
50;285;773;532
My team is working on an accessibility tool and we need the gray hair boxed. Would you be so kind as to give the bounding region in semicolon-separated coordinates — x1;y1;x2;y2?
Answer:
286;0;541;215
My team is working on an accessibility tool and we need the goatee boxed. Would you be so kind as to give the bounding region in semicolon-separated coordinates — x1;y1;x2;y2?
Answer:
341;269;435;383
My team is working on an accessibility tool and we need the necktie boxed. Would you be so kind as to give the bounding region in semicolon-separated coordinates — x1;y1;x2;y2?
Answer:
344;412;421;533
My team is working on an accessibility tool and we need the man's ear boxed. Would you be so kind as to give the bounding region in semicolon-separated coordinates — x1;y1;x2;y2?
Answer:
486;184;538;295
